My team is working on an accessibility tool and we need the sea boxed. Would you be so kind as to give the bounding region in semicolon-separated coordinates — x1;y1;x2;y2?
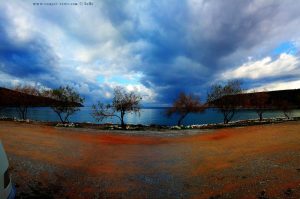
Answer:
1;107;300;126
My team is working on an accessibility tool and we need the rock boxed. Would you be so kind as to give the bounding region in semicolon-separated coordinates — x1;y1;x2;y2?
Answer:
259;181;266;185
258;190;269;199
170;126;181;130
209;194;221;199
284;188;293;196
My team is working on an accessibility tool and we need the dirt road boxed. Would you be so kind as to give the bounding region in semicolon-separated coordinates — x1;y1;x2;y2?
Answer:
0;121;300;198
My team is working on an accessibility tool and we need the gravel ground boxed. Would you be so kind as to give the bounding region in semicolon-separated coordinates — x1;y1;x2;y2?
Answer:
1;121;300;198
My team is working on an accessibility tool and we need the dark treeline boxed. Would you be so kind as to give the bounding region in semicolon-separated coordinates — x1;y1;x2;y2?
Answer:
213;89;300;109
0;86;83;122
169;80;300;125
209;88;300;122
0;87;62;107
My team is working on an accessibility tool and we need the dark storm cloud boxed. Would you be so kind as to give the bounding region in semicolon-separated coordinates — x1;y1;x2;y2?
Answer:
99;0;300;102
0;11;58;81
1;0;300;104
185;1;279;65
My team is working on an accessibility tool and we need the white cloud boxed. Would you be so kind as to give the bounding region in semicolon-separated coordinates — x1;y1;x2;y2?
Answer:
85;81;156;104
3;2;36;42
125;84;157;103
250;79;300;92
0;0;156;103
222;53;300;79
0;71;47;90
3;0;300;106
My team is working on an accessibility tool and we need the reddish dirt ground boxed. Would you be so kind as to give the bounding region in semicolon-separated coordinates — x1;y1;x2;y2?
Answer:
1;121;300;198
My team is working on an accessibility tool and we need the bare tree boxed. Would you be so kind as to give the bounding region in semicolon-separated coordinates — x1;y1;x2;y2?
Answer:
250;91;270;121
275;100;293;119
166;92;204;126
207;80;243;124
92;87;142;129
13;85;40;120
46;86;84;123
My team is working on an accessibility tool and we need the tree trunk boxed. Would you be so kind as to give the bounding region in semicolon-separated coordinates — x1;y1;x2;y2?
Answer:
223;112;229;124
120;111;126;129
64;113;71;123
224;118;228;124
227;111;235;123
259;113;263;121
177;113;187;126
56;112;64;123
177;118;182;126
121;120;125;129
17;106;27;120
284;112;290;119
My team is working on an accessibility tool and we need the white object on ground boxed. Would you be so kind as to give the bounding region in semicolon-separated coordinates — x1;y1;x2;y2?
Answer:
0;141;16;199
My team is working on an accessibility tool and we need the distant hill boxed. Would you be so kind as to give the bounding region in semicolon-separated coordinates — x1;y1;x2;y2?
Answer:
0;87;83;107
209;89;300;109
243;89;300;108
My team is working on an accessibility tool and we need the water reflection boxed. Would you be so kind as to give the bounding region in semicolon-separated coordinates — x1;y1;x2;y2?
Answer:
0;107;299;126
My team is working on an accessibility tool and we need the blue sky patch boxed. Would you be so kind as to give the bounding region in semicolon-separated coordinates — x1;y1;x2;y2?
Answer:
273;41;297;55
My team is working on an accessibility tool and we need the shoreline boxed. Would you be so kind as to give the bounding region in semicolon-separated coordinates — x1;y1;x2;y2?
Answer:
0;117;299;138
1;115;299;131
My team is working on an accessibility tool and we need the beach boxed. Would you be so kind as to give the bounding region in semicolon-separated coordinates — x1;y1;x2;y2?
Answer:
0;121;300;198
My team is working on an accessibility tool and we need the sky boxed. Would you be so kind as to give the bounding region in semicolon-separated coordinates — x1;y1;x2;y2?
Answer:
0;0;300;106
